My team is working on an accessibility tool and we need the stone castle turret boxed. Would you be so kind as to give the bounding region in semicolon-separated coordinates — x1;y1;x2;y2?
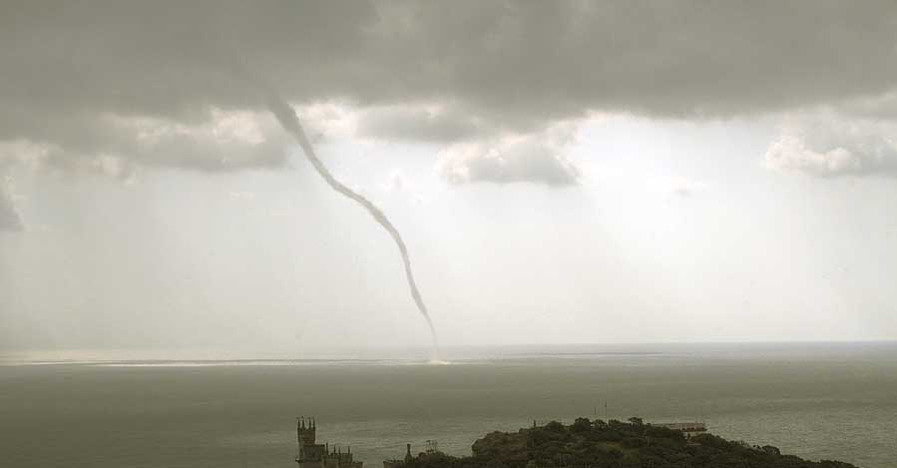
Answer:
297;417;320;462
296;417;362;468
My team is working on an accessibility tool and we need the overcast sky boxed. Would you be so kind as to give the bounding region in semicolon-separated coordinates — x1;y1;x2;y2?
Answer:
2;1;897;357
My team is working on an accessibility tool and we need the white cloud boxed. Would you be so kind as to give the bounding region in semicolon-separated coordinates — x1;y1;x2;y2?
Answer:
438;125;581;187
0;177;22;231
0;109;289;175
765;116;897;177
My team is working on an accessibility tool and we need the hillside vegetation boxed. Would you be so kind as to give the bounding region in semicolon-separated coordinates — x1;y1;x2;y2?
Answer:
401;418;857;468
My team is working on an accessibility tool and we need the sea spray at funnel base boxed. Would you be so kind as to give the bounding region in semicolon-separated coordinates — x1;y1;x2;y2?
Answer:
266;97;439;356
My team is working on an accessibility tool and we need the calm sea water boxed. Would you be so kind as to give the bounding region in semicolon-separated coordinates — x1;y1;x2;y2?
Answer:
1;343;895;468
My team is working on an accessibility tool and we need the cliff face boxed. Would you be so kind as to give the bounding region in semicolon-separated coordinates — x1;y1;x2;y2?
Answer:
404;418;858;468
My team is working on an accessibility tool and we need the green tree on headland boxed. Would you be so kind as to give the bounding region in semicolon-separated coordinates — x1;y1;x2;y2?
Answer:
400;418;857;468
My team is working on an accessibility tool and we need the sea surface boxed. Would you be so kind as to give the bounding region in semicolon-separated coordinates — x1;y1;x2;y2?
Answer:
1;342;895;468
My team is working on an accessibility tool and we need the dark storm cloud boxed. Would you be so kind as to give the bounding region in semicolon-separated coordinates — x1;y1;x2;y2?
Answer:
355;106;489;144
1;0;896;178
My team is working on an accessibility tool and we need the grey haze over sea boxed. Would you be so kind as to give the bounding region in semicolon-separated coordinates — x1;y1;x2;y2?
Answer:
1;342;895;468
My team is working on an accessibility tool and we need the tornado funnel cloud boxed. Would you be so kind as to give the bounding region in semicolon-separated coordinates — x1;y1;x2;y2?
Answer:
266;97;439;353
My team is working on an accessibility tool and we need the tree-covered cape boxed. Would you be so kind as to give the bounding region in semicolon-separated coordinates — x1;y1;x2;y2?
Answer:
401;418;856;468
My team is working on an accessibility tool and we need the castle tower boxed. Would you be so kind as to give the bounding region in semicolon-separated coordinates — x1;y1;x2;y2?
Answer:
298;417;317;446
296;418;361;468
297;417;321;466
